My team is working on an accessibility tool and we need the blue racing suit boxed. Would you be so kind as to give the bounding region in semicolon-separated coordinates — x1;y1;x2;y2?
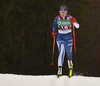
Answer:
53;15;79;66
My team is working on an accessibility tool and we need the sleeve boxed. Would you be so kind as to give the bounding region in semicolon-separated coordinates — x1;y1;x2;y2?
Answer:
70;16;80;28
53;17;57;32
74;22;80;28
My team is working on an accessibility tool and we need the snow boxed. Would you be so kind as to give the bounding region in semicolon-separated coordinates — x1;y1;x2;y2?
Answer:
0;73;100;86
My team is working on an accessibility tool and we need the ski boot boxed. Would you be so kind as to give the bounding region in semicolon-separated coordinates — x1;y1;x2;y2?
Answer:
57;66;62;78
68;60;73;78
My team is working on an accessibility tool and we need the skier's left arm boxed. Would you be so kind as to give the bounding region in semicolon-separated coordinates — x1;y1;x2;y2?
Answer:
70;16;80;28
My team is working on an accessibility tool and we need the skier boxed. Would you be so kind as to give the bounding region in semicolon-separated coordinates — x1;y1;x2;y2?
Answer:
52;5;79;77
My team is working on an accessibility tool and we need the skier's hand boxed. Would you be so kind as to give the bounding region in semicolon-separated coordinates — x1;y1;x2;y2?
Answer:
52;32;57;37
71;18;76;23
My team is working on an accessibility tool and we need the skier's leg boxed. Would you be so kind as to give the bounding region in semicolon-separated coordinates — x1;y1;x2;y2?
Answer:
67;59;73;69
65;38;73;60
65;39;73;77
57;34;65;77
68;60;73;78
57;42;65;77
57;42;65;67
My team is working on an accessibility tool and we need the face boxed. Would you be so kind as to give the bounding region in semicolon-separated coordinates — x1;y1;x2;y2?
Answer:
59;11;67;18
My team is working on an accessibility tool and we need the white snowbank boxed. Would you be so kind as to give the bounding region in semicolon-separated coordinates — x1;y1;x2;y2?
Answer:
0;74;100;86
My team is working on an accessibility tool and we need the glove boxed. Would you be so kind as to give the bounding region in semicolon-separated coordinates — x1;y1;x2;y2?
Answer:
70;18;76;23
52;32;57;37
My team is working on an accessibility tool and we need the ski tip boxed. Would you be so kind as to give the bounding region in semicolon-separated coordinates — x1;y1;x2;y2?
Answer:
51;63;53;65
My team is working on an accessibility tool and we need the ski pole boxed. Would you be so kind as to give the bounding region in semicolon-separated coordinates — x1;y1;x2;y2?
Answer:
51;36;55;65
73;23;76;52
72;23;77;71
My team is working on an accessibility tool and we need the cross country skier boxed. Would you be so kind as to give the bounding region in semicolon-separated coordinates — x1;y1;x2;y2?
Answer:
52;5;79;77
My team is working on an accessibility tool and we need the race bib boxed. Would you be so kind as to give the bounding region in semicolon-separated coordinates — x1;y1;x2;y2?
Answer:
57;20;72;30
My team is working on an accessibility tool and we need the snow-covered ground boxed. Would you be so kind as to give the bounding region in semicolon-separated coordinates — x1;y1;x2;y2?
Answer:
0;73;100;86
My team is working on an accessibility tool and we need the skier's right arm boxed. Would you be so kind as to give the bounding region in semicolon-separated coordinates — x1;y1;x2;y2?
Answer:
52;17;57;37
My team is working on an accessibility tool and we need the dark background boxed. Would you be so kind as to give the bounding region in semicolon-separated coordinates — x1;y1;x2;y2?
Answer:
0;0;100;76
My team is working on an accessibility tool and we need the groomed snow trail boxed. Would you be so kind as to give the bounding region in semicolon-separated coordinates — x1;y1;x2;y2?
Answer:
0;74;100;86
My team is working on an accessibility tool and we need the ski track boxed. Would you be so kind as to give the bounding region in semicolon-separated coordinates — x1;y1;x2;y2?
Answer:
0;74;100;86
